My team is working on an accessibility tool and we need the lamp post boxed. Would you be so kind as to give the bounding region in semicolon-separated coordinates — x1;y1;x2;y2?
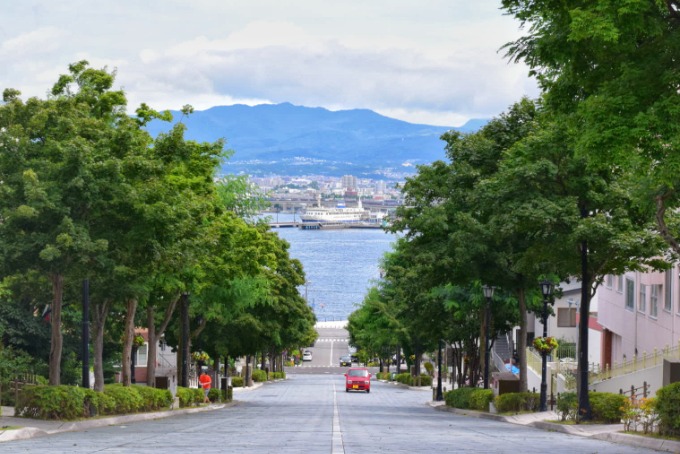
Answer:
482;285;495;389
539;280;555;411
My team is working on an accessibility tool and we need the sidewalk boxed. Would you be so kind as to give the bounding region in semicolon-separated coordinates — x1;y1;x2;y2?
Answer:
0;381;270;443
430;400;680;453
0;399;241;443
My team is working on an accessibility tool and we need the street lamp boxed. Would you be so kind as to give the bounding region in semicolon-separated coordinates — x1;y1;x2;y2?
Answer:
539;280;555;411
482;285;495;389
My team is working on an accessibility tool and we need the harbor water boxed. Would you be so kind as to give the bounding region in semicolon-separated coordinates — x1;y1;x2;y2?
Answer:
265;213;397;321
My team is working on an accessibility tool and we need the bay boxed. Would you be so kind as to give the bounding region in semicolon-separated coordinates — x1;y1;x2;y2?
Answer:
265;213;397;322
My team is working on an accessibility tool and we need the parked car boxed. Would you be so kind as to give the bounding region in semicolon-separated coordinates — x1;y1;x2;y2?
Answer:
339;355;352;367
344;367;371;393
302;350;313;361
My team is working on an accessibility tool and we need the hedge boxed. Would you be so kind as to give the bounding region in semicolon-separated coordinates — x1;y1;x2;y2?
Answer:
102;384;144;414
589;392;626;423
16;384;173;420
176;386;204;408
445;388;494;411
444;387;477;409
495;392;539;413
251;369;267;382
656;381;680;436
469;389;494;411
557;391;625;423
395;373;432;387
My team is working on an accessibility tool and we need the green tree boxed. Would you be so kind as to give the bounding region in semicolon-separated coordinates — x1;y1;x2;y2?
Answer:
0;62;124;384
500;1;679;417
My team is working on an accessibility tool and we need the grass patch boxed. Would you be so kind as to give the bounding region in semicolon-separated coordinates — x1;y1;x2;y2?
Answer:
622;431;680;442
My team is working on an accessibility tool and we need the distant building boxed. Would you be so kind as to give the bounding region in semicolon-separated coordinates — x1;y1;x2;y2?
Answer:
341;175;357;191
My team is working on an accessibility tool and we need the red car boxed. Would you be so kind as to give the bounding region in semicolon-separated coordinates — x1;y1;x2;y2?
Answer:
345;367;371;393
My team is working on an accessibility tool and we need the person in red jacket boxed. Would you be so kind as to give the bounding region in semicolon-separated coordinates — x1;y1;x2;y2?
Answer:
199;371;212;403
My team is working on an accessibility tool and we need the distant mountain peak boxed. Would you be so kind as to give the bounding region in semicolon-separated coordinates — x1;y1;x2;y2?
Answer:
144;103;488;179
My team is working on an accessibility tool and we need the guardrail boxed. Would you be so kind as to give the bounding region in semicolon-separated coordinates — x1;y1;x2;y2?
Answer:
593;341;680;383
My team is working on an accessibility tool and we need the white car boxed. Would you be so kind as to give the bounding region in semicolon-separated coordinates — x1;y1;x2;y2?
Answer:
302;351;313;361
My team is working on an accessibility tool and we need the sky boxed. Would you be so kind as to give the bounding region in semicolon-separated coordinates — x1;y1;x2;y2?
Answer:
0;1;539;127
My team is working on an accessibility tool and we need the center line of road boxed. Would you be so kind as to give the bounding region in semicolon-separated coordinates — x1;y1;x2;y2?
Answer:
329;340;334;366
332;383;344;454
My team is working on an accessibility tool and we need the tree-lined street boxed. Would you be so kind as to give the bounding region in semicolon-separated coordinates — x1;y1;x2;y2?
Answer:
0;375;661;453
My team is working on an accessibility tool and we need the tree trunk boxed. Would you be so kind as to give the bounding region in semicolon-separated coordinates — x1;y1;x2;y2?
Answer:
146;295;179;388
245;355;253;386
396;345;402;374
121;298;138;386
578;235;593;420
48;273;64;386
517;288;529;392
146;307;157;388
92;300;111;392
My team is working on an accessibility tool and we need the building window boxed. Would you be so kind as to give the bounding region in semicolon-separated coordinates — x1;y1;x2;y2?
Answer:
617;275;624;293
638;284;646;313
650;284;660;318
625;278;635;310
606;275;613;288
557;308;577;327
136;343;148;366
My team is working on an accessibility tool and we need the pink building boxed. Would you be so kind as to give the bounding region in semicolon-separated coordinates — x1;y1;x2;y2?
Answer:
597;269;680;369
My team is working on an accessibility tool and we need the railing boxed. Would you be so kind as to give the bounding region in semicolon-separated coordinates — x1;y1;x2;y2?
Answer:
525;347;599;389
527;347;542;373
0;373;39;406
620;381;649;400
593;340;680;382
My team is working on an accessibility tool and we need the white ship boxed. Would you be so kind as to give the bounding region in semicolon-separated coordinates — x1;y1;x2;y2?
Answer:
300;197;368;224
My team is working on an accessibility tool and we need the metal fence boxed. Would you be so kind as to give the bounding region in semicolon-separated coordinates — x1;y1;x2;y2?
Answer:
593;341;680;383
0;373;39;406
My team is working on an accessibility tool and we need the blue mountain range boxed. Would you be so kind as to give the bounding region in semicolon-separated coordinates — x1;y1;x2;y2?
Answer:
144;102;487;178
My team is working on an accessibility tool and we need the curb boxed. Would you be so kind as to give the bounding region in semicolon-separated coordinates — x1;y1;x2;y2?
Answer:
0;402;231;443
433;404;680;453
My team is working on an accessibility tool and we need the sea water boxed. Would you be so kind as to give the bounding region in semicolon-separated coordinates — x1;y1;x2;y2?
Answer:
264;213;397;321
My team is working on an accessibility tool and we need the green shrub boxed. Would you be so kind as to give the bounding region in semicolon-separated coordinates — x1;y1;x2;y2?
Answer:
417;375;432;387
176;386;202;408
231;376;244;387
589;392;625;423
16;384;173;420
134;386;172;412
376;372;390;380
424;362;434;377
251;369;267;382
16;385;90;420
102;384;144;414
84;388;116;416
556;392;578;421
207;388;221;402
495;392;540;414
271;371;286;380
444;387;477;409
655;382;680;436
469;389;494;411
395;373;411;385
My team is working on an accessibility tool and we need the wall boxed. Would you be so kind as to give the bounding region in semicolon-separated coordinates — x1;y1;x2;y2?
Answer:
591;365;663;397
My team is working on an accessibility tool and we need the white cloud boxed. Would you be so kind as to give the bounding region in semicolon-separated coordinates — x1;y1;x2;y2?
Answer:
1;27;65;57
0;1;539;125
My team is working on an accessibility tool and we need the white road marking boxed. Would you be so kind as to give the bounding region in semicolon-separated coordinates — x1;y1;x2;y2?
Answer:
329;340;334;366
332;383;344;454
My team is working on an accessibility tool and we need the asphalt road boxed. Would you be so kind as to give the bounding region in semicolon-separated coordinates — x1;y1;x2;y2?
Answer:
303;326;352;367
0;374;661;454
